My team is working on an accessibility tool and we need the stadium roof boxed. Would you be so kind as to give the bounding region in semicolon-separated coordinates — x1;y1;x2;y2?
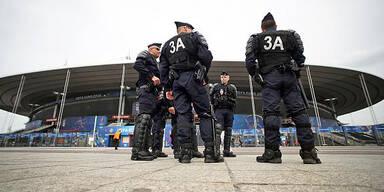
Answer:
0;61;383;117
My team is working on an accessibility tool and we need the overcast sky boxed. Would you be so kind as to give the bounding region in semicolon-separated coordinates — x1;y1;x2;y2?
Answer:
1;0;383;133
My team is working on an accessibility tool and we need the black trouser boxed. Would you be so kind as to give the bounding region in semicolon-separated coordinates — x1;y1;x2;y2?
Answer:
152;111;167;151
172;71;214;145
114;139;119;149
132;88;160;153
261;70;314;151
215;108;234;151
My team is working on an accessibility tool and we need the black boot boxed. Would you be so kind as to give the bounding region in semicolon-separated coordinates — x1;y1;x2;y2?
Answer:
191;129;204;158
192;150;204;158
170;117;180;159
204;142;224;163
223;150;236;157
179;143;192;163
153;149;168;158
131;114;155;161
223;128;236;157
173;148;182;159
300;148;321;164
145;126;157;159
256;149;282;163
131;149;155;161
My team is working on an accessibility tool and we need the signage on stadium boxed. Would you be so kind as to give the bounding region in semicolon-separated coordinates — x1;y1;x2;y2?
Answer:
111;115;131;119
45;118;58;122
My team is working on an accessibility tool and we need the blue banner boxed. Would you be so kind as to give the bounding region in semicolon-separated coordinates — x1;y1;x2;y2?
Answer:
25;120;42;130
233;114;263;130
373;125;384;132
61;116;107;132
104;126;134;135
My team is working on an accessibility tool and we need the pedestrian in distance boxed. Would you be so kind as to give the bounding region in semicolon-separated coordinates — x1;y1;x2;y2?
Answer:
113;129;121;150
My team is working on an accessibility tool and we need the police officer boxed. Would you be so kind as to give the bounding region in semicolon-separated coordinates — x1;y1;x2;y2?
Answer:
245;13;321;164
210;71;237;157
131;43;162;161
160;21;224;163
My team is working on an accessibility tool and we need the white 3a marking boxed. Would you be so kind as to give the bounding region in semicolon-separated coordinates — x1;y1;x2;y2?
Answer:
169;38;186;53
264;36;284;50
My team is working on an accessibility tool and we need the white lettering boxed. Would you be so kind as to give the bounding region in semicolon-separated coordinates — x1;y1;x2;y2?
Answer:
176;38;185;51
264;36;272;50
169;41;175;53
272;36;284;50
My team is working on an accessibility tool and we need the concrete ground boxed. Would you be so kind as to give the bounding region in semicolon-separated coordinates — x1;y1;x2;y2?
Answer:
0;146;383;192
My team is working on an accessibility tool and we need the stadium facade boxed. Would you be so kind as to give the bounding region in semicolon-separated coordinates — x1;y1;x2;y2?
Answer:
0;61;383;147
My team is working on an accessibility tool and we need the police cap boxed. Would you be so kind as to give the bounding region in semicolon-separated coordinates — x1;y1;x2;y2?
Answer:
175;21;194;30
220;71;229;76
262;12;274;23
261;12;276;29
147;43;162;49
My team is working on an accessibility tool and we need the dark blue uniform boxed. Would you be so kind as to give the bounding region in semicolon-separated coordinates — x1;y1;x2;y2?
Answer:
134;50;161;114
169;105;180;158
131;50;161;161
210;82;237;156
245;27;318;161
160;24;223;163
151;90;169;157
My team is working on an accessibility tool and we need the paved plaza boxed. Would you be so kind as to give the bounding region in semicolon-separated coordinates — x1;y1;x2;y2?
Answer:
0;146;383;192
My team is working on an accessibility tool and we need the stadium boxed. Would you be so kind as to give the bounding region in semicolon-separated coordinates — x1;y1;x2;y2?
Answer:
0;61;383;147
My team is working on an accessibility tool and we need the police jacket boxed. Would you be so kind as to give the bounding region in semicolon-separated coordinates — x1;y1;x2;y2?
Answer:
210;83;237;110
160;31;213;91
245;29;305;76
133;50;160;87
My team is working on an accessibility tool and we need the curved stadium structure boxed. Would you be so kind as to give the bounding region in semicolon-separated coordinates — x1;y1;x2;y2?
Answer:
1;61;383;147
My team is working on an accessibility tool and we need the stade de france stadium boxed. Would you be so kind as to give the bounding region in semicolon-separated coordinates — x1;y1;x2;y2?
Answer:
0;61;384;147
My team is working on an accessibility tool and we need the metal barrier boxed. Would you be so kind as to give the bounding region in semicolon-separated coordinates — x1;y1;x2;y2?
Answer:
0;132;92;147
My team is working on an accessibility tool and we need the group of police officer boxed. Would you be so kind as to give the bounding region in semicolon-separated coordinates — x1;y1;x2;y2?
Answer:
130;12;321;164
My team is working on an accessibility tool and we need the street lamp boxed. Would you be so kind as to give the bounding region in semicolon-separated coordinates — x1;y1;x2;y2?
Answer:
28;103;40;110
53;91;64;96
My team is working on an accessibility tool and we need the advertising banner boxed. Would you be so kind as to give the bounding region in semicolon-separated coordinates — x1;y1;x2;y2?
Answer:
25;120;42;130
61;116;107;132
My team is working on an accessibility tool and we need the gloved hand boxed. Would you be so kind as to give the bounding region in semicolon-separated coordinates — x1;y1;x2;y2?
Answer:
254;74;264;86
293;68;301;78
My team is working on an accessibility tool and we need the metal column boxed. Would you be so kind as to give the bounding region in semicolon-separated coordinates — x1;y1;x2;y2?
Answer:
248;75;259;146
7;75;26;133
306;66;325;145
92;116;97;148
54;69;71;145
52;92;62;125
117;64;126;124
359;73;380;145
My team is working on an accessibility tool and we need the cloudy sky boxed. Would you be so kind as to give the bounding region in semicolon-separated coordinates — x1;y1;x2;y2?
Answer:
0;0;383;133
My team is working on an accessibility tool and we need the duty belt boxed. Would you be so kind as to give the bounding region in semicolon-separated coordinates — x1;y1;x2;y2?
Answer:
139;85;150;89
272;64;292;74
139;84;156;93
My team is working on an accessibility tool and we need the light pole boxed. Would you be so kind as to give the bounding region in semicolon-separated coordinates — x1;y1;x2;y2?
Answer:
52;91;64;125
